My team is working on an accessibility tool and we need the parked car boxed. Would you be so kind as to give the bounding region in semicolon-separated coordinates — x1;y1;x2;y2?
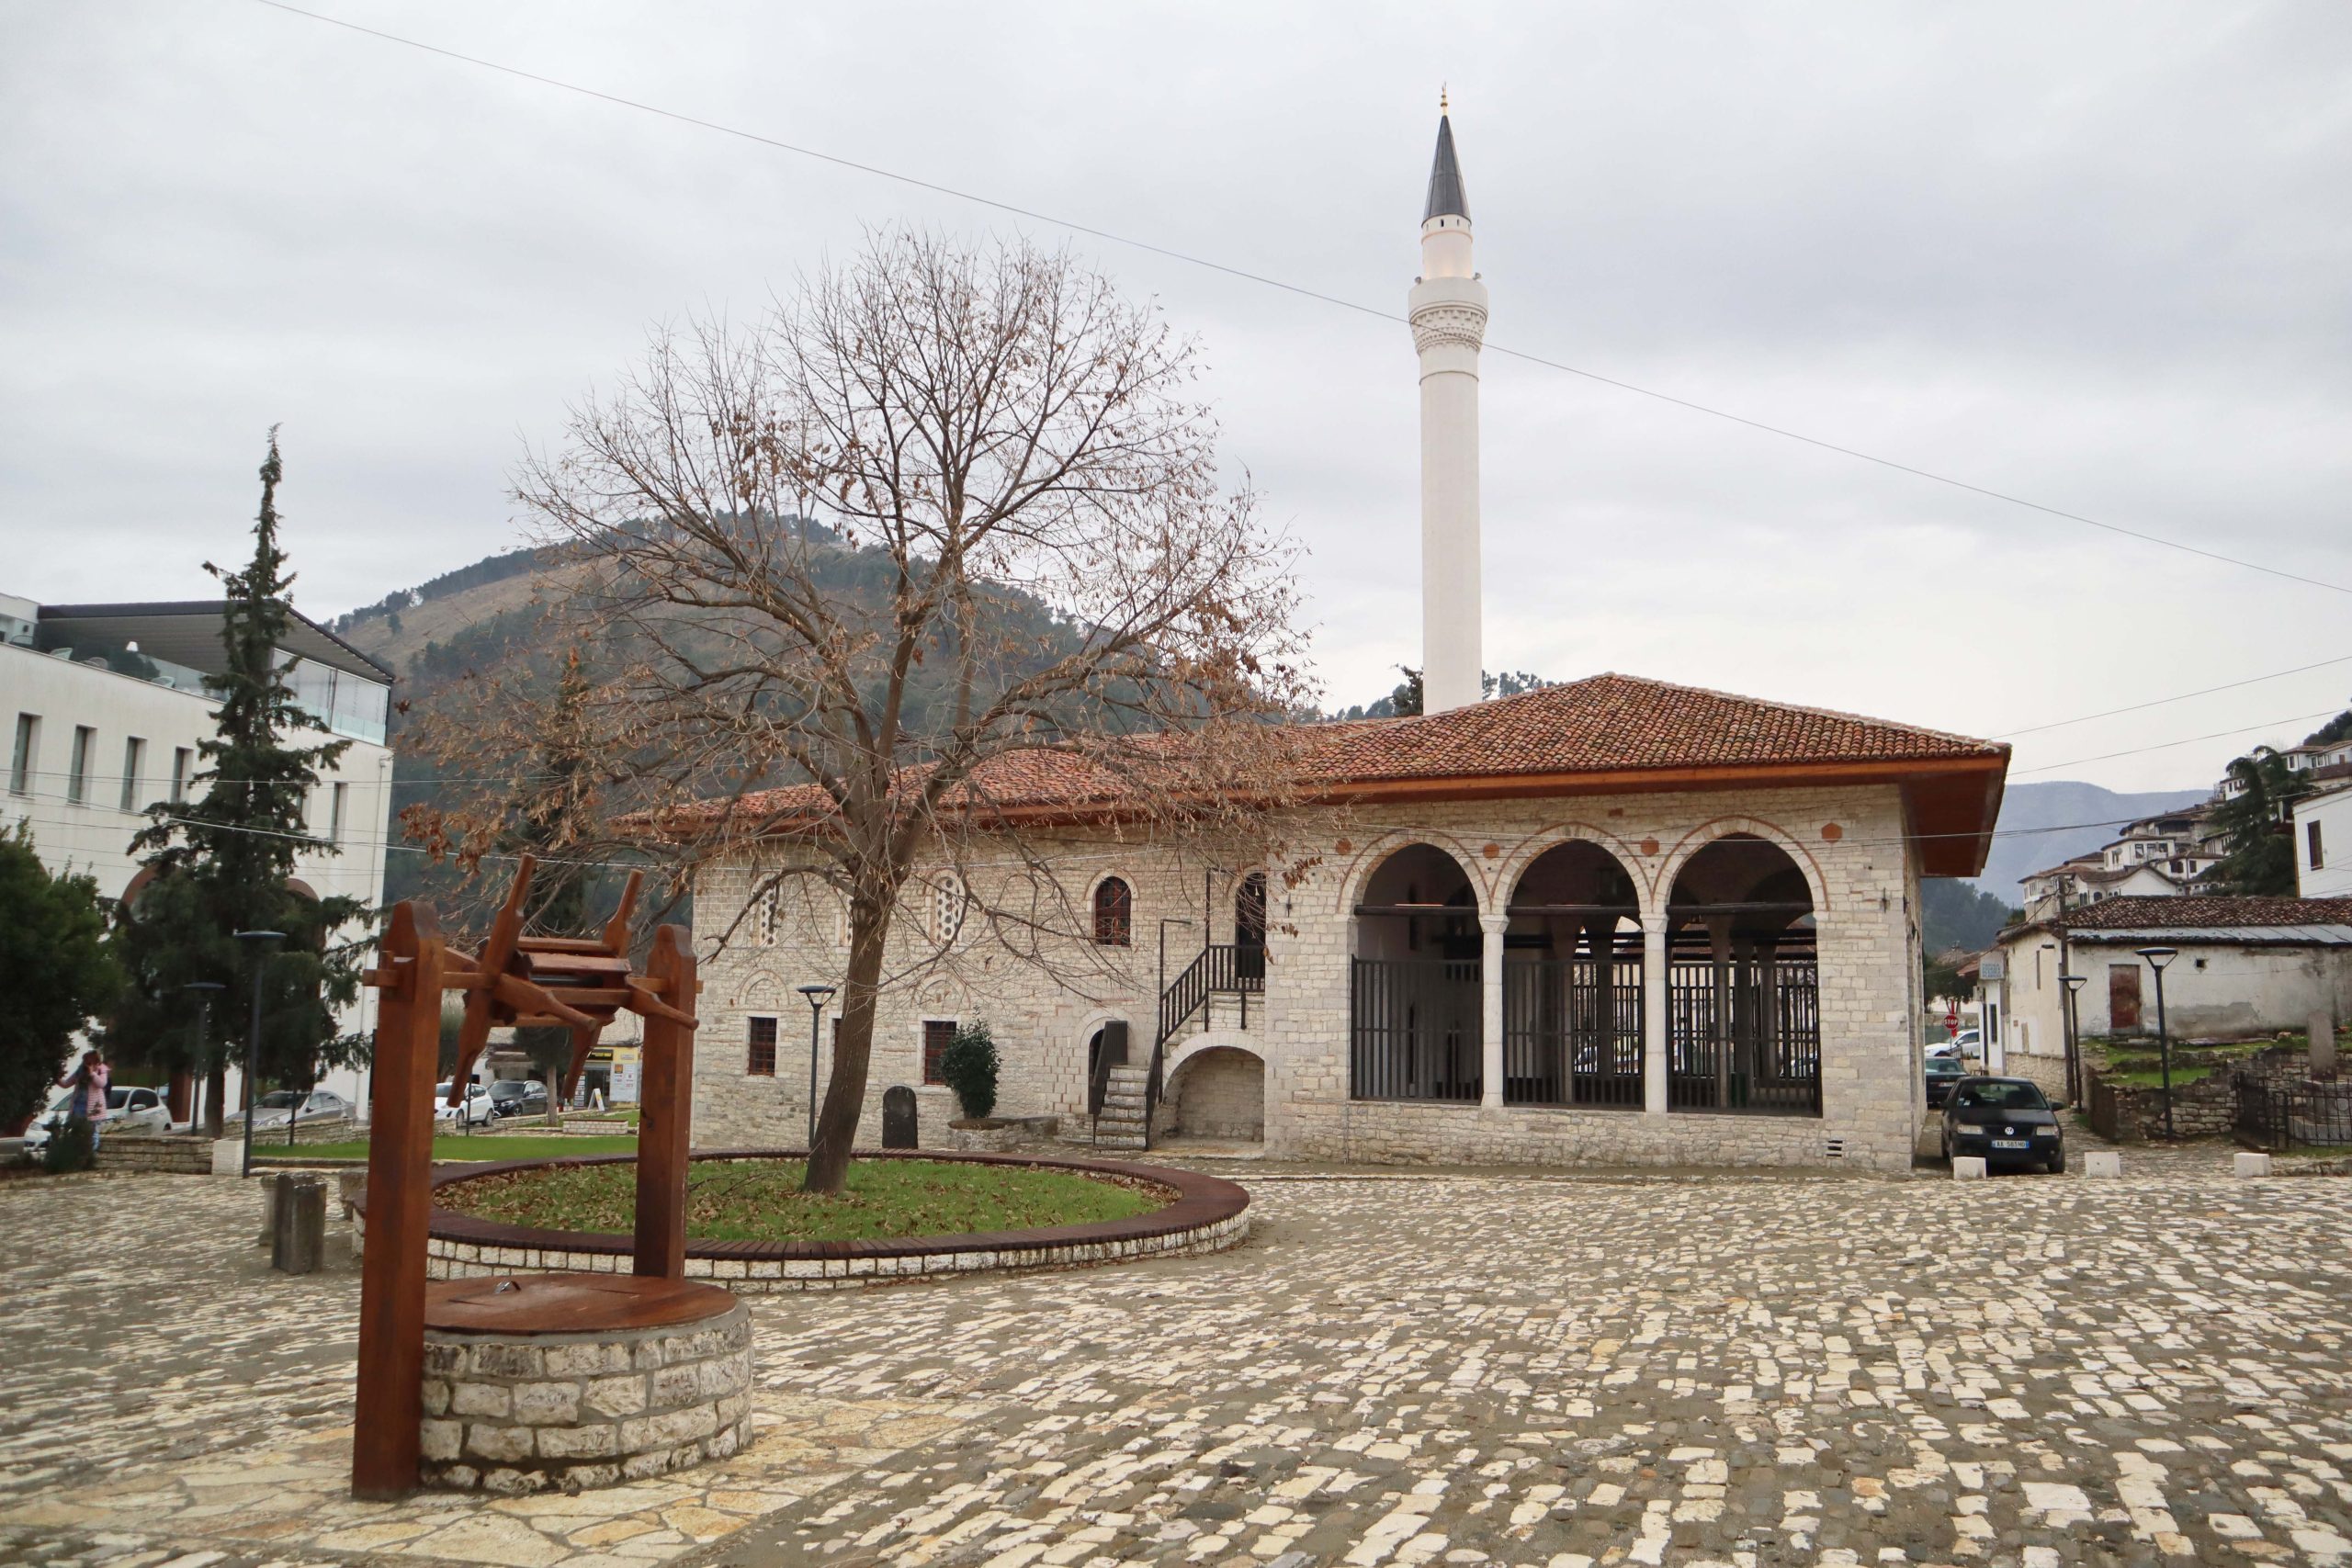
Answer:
23;1085;170;1155
434;1081;498;1128
234;1089;354;1130
1924;1055;1968;1107
1941;1076;2065;1173
488;1079;551;1120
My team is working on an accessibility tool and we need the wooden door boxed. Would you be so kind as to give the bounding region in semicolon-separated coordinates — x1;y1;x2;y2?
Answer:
2109;964;2142;1032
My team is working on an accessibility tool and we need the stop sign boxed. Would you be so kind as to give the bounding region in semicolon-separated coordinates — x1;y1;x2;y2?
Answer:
1945;1010;1960;1036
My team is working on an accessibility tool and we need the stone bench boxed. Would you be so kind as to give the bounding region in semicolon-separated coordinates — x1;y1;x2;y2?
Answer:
419;1272;750;1495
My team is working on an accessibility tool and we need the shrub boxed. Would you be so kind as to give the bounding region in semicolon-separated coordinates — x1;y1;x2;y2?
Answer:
41;1114;95;1175
940;1022;1000;1122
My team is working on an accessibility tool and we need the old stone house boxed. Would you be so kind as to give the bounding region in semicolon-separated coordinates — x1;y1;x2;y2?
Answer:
690;674;2008;1172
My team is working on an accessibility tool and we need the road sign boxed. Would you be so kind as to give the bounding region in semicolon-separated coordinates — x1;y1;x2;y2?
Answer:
1945;1010;1960;1037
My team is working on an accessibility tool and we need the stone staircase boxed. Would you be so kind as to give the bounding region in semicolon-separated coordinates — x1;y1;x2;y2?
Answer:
1091;1065;1151;1152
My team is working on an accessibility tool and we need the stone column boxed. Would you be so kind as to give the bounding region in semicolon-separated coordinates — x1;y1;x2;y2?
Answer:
1710;918;1735;1110
1480;914;1508;1109
1643;916;1669;1116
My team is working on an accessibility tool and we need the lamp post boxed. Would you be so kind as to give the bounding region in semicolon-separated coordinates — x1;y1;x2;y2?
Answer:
2060;971;2087;1109
797;983;836;1156
2138;945;2179;1139
183;981;225;1130
233;931;286;1179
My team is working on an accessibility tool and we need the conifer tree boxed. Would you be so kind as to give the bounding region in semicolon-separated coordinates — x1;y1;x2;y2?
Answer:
107;433;370;1131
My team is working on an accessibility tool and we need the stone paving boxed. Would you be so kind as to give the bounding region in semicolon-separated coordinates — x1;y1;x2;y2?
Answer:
5;1156;2352;1567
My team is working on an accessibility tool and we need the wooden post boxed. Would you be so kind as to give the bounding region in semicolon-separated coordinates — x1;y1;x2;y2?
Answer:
633;924;696;1280
352;903;446;1499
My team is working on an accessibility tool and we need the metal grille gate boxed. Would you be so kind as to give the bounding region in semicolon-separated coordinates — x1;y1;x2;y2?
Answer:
1667;953;1821;1115
1501;956;1645;1108
1349;957;1482;1102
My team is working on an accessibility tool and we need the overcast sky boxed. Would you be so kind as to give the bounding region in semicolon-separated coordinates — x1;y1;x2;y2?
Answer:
5;2;2348;794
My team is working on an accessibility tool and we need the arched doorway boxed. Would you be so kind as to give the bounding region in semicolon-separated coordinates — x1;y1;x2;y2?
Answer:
1167;1045;1265;1141
1504;841;1644;1108
1350;844;1481;1101
1667;834;1820;1115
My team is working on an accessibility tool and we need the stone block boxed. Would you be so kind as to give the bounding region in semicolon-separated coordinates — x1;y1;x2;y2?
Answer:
420;1378;450;1416
450;1382;512;1419
464;1423;537;1462
537;1422;619;1460
1951;1157;1987;1180
544;1341;629;1378
582;1374;648;1418
512;1382;581;1425
419;1419;462;1461
480;1467;538;1496
470;1342;543;1378
2083;1151;2122;1179
650;1365;703;1409
2235;1152;2274;1178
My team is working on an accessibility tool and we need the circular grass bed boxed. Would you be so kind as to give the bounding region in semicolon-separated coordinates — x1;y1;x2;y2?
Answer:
439;1156;1165;1245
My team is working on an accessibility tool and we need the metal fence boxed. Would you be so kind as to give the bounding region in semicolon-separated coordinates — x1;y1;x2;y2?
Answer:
1501;957;1645;1109
1666;955;1822;1115
1350;957;1482;1102
2233;1068;2352;1153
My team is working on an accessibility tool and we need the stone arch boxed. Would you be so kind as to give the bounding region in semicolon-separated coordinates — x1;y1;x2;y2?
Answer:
1330;829;1487;919
1655;817;1832;916
1347;840;1484;1103
1493;824;1657;922
1661;829;1824;1118
1088;870;1135;947
1162;1035;1266;1142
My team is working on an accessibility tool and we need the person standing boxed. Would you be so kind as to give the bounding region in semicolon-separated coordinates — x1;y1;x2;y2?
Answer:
57;1048;110;1153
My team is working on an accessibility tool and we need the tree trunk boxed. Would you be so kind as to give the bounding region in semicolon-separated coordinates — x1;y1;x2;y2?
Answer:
803;906;892;1194
204;1056;227;1140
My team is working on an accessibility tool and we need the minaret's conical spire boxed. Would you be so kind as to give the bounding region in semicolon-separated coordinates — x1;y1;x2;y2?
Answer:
1423;100;1470;223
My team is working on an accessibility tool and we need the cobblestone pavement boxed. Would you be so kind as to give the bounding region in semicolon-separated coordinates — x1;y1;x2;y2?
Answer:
6;1158;2352;1567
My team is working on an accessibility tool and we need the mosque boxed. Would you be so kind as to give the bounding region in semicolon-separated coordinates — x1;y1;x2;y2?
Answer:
688;105;2010;1171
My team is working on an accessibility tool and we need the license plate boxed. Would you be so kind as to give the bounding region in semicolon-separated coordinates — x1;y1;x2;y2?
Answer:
1991;1139;2030;1150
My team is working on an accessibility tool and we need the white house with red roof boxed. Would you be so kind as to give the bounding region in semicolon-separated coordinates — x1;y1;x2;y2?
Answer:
686;107;2012;1172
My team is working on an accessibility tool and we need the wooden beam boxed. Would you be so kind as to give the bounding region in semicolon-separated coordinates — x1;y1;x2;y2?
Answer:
632;923;697;1280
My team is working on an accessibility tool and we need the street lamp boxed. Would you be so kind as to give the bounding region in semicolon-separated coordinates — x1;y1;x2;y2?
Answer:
234;931;286;1179
183;980;225;1131
797;983;836;1157
2137;945;2180;1139
2059;971;2087;1108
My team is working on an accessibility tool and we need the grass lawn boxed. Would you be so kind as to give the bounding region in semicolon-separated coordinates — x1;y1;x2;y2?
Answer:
2091;1034;2284;1090
440;1156;1164;1243
273;1134;644;1163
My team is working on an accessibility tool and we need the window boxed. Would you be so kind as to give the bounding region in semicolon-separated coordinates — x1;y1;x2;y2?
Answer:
66;726;94;804
1092;876;1133;946
8;714;35;796
756;886;781;946
932;874;967;944
330;782;348;844
119;737;145;811
170;747;191;804
922;1019;956;1084
746;1016;778;1077
2312;820;2327;872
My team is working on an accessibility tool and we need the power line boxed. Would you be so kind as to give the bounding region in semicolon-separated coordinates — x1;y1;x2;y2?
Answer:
250;0;2352;600
1991;653;2352;739
2008;709;2344;778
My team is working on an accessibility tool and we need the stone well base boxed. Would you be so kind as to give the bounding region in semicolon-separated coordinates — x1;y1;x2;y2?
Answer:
418;1273;751;1495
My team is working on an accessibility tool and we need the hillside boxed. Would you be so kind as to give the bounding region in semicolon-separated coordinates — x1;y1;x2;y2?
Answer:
1971;779;2210;899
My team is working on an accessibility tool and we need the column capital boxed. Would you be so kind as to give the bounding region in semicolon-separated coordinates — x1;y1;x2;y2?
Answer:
1641;913;1670;936
1478;913;1510;935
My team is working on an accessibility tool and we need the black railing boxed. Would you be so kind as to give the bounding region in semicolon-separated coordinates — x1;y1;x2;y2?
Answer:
1350;957;1482;1102
1667;955;1822;1116
1502;956;1645;1109
2234;1068;2352;1153
1147;943;1268;1144
1088;1021;1128;1119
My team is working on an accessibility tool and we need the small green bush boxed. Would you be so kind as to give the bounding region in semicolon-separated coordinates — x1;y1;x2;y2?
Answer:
41;1114;95;1175
940;1022;1000;1122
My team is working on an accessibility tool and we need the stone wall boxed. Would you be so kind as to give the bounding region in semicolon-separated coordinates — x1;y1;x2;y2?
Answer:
691;780;1930;1171
93;1134;213;1175
420;1302;752;1495
1167;1047;1265;1139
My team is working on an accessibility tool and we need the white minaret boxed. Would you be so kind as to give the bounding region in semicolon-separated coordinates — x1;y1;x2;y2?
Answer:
1409;94;1487;715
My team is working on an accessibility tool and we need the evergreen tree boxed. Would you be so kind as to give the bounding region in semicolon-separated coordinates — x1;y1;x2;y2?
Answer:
106;433;370;1132
0;825;122;1133
2210;746;2310;896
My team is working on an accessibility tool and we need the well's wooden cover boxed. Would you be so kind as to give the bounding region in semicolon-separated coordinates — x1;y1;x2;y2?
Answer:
423;1271;735;1335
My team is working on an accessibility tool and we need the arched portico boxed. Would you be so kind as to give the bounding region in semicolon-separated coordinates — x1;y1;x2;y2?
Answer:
1666;833;1821;1116
1349;842;1483;1102
1162;1035;1266;1142
1502;840;1645;1108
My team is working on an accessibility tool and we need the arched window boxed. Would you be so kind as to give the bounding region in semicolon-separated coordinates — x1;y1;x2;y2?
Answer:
1093;876;1133;946
932;874;967;944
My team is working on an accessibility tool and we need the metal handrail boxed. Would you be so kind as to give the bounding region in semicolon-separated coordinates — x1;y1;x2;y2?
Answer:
1145;942;1267;1145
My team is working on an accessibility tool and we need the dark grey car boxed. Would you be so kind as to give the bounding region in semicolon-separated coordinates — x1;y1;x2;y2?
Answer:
1941;1076;2065;1173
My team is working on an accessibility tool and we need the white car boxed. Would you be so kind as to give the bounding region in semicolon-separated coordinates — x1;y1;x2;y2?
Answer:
434;1082;499;1128
22;1085;171;1156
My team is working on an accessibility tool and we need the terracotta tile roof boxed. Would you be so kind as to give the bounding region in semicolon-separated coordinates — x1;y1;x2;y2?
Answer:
2040;895;2352;931
1309;673;2004;784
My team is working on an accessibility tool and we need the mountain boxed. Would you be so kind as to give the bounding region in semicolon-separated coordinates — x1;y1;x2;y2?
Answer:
1969;779;2211;900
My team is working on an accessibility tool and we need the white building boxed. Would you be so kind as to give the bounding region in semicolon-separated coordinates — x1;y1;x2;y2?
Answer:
2298;782;2352;898
676;105;2013;1174
2018;807;2222;919
1;590;395;1118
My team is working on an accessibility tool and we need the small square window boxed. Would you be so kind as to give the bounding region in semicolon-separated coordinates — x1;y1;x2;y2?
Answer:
922;1020;956;1085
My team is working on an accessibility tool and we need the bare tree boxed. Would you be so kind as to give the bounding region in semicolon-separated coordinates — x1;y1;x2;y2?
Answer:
507;229;1311;1192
